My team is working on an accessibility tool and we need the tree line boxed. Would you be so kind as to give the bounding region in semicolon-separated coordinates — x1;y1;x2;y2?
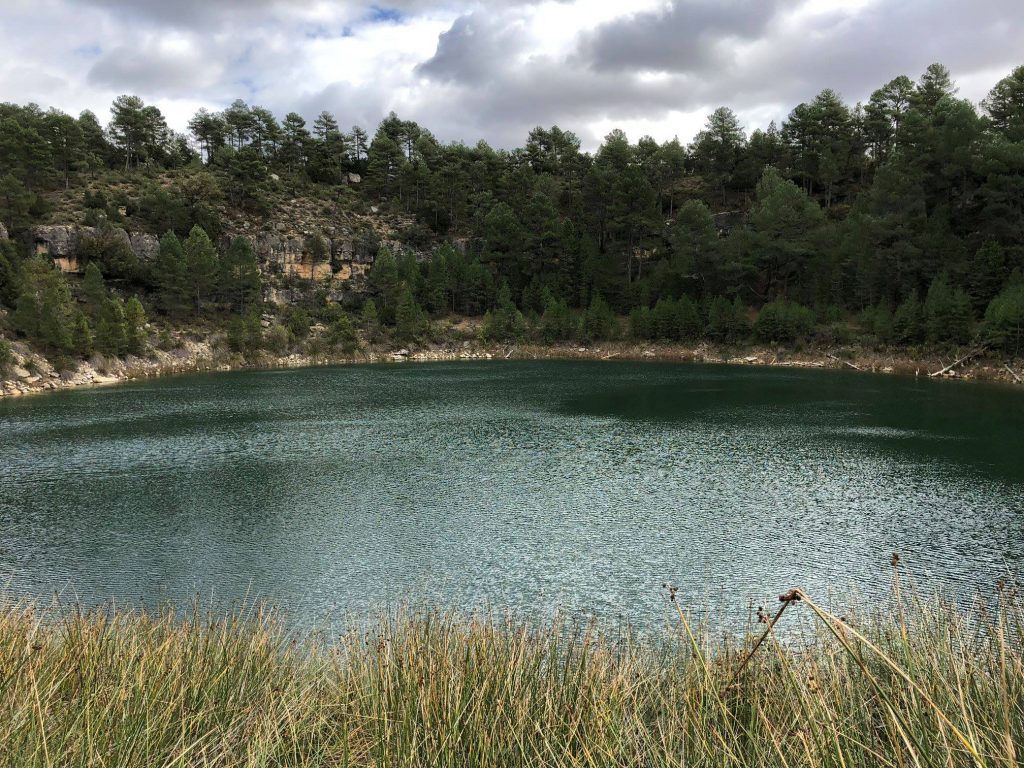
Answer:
2;62;1024;367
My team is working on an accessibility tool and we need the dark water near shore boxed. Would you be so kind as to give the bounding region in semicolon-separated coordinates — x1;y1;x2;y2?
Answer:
1;361;1022;631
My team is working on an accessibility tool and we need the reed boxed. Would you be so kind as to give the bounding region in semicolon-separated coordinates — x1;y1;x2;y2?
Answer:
0;577;1020;767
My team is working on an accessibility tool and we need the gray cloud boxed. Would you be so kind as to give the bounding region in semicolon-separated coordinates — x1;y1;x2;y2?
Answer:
416;12;526;84
87;45;216;97
581;0;787;74
4;0;1024;151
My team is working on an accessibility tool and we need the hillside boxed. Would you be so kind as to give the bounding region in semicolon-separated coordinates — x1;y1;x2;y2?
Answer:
3;62;1024;394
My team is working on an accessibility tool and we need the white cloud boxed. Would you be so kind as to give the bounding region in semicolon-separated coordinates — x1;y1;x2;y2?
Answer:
1;0;1021;150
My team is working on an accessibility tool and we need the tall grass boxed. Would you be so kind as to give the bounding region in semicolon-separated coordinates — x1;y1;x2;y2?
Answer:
0;577;1020;767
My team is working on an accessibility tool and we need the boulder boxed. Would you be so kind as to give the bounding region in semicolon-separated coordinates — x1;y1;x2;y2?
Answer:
12;365;31;379
347;173;362;184
0;221;7;241
31;225;81;259
129;232;160;261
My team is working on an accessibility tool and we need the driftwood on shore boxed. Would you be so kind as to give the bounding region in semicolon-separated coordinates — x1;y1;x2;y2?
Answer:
826;353;862;371
1005;364;1023;384
929;346;987;378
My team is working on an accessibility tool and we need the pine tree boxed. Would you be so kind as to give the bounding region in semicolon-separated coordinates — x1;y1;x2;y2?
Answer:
183;225;218;314
219;236;261;310
124;296;147;355
96;297;128;355
924;276;972;344
368;246;401;322
153;231;188;317
393;286;425;344
72;311;93;357
893;292;924;345
361;298;380;340
81;261;106;315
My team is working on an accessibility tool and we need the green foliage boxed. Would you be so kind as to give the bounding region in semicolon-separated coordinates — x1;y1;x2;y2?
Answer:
152;232;188;317
0;174;33;233
11;260;77;356
263;324;289;355
368;246;401;323
481;281;526;342
393;286;427;344
325;313;358;353
95;297;128;356
984;282;1024;355
5;64;1024;361
124;297;147;355
923;276;972;345
283;307;312;340
226;310;264;357
579;293;616;343
219;237;262;311
755;300;816;343
72;312;93;358
644;297;703;341
183;225;218;313
360;299;380;340
0;338;12;373
706;296;750;343
76;225;139;282
0;240;23;306
893;292;924;345
539;295;574;342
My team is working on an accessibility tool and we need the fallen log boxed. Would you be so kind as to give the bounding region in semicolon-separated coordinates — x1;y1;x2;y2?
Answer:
1005;364;1023;384
826;352;862;371
928;346;987;378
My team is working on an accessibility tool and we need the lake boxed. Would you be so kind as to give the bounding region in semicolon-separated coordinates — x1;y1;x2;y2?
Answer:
1;360;1022;631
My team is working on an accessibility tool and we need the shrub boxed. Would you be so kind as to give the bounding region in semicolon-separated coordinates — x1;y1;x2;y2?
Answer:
754;300;815;343
985;282;1024;355
578;293;616;343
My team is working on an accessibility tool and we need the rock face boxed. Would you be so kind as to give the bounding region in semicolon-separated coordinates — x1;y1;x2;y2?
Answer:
247;230;381;290
130;232;160;261
30;225;162;273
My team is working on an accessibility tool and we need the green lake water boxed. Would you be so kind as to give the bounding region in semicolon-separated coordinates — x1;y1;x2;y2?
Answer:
1;360;1022;630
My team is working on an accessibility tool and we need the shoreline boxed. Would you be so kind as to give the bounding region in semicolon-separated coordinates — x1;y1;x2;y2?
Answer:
3;335;1023;400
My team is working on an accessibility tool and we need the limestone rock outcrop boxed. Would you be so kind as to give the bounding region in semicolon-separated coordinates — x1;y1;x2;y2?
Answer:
30;225;161;273
130;232;160;261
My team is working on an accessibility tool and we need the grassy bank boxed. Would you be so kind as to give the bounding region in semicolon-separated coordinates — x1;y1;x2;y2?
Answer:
1;577;1021;767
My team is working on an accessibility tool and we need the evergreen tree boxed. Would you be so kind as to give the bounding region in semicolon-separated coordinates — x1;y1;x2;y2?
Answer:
482;280;526;341
360;298;381;340
183;225;218;313
95;297;128;355
985;282;1024;355
219;237;261;311
579;293;616;343
81;261;106;315
393;286;425;344
924;276;972;345
124;296;147;355
893;292;924;345
72;311;93;357
368;246;401;322
153;231;189;317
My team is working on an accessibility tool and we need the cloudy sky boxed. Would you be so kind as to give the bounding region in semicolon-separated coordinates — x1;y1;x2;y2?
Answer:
2;0;1022;150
